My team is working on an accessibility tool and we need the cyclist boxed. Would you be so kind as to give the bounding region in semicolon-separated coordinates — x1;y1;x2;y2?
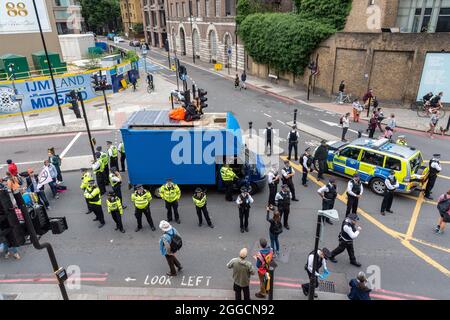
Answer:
423;92;433;107
146;73;154;90
430;92;443;112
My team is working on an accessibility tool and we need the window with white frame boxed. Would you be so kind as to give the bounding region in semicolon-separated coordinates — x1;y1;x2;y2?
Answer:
396;0;450;32
205;0;210;17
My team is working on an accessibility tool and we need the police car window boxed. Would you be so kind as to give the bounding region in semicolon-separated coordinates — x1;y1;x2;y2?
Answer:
385;157;402;171
340;147;360;160
361;151;385;167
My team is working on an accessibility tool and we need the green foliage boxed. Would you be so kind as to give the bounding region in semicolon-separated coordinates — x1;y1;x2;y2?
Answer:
80;0;121;34
125;51;139;63
133;23;144;34
237;0;352;75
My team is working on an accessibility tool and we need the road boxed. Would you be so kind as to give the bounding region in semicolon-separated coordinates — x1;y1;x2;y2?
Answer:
0;42;449;300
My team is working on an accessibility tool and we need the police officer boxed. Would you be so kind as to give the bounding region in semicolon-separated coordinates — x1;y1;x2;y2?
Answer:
315;140;329;180
317;178;337;225
287;125;299;161
300;148;312;187
346;173;363;217
80;168;93;214
264;122;273;156
220;164;237;201
236;186;254;233
96;146;110;185
424;154;442;200
381;170;399;216
267;165;279;206
118;141;126;172
107;141;119;170
301;248;331;298
109;167;126;209
106;191;125;233
281;160;299;201
92;156;106;195
160;178;181;223
192;188;214;228
131;185;155;232
329;213;362;267
275;184;292;230
84;179;105;228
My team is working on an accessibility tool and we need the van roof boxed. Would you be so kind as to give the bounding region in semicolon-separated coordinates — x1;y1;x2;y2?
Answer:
123;110;228;130
350;138;419;159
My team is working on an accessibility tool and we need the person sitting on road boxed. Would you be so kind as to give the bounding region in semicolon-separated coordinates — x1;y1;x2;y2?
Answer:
348;272;371;300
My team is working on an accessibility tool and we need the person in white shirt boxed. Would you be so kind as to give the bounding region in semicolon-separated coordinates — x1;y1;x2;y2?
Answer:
317;178;337;225
300;148;312;187
329;213;362;267
267;165;279;206
281;160;299;201
381;170;399;215
301;248;331;298
263;122;274;156
341;112;350;142
275;184;292;229
346;173;363;217
287;126;300;161
236;187;254;233
425;154;442;200
387;114;396;130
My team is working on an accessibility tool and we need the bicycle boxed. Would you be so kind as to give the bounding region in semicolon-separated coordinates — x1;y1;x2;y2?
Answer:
415;101;446;119
147;81;154;93
333;93;353;104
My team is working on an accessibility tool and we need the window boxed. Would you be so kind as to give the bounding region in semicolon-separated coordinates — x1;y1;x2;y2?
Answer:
215;0;220;16
340;147;361;160
225;0;232;16
170;4;173;17
205;0;210;17
176;3;179;17
196;0;200;16
368;0;375;6
182;2;185;16
412;7;433;32
361;151;385;167
436;8;450;32
385;157;402;171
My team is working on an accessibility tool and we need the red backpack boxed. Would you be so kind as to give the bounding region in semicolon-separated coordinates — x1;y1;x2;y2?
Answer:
257;250;273;276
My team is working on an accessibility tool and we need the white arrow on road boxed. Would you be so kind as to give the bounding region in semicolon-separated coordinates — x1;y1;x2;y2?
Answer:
319;120;368;137
125;277;136;282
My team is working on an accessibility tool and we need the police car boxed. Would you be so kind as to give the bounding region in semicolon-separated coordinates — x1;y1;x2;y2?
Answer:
314;138;429;195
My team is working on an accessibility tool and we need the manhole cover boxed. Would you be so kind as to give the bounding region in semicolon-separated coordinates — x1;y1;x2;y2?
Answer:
318;280;335;293
261;85;272;89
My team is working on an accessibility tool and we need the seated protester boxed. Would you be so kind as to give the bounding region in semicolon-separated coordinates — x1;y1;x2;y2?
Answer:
382;126;393;140
348;272;371;301
184;104;201;121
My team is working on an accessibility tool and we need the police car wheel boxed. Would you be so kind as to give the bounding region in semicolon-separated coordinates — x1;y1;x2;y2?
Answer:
370;178;385;196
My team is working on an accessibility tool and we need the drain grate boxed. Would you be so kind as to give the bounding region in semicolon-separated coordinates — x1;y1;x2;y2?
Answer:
93;104;103;108
318;280;336;293
260;85;272;89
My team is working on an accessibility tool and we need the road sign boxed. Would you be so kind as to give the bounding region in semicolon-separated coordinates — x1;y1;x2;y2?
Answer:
227;47;232;56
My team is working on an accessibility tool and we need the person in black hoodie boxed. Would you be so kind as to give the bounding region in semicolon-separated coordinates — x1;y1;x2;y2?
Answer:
348;272;371;300
266;205;283;258
314;140;329;180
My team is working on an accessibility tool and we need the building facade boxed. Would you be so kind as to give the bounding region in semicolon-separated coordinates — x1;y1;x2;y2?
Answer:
53;0;85;34
141;0;168;48
120;0;144;37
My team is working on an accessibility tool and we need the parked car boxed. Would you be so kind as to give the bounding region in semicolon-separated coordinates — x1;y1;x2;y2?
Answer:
129;39;141;47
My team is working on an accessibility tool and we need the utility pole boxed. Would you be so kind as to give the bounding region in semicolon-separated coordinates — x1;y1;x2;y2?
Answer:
189;1;196;64
78;91;97;160
32;0;65;127
8;64;28;131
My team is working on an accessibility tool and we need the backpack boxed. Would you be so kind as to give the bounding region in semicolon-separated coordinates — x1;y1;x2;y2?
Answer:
169;232;183;253
339;116;344;125
257;251;273;276
437;196;450;222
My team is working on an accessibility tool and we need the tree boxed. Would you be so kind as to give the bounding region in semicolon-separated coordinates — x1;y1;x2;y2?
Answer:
80;0;122;34
133;23;144;34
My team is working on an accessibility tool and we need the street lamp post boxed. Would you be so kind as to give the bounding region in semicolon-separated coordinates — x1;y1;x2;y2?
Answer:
189;1;196;64
77;91;96;160
32;0;65;127
8;64;28;131
308;209;339;300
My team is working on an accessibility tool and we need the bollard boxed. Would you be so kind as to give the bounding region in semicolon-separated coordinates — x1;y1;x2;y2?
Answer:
294;109;298;125
268;267;274;300
171;94;174;110
358;130;362;138
446;114;450;132
249;122;253;138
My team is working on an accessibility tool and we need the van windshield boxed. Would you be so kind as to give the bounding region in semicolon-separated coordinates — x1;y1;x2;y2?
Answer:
409;153;423;174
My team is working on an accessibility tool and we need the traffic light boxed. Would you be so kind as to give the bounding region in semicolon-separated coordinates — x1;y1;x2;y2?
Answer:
164;39;170;52
0;190;25;247
198;88;208;110
91;74;99;89
29;205;50;236
180;89;191;108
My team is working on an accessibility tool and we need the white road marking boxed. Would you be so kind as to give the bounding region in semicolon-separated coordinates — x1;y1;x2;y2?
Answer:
60;132;82;158
326;111;336;115
263;113;272;118
320;119;368;137
276;120;286;125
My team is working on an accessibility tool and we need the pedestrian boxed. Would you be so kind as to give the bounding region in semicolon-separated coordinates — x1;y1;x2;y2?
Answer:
301;248;331;298
80;168;93;214
48;147;63;183
352;99;363;122
376;107;384;132
338;80;345;104
159;220;183;276
287;125;299;161
264;122;273;156
106;191;125;233
300;148;312;187
192;187;214;228
329;213;362;267
5;171;25;208
236;186;254;233
348;272;371;300
97;146;110;186
346;173;363;217
340;113;350;142
368;111;378;138
160;178;181;224
281;160;299;201
267;165;279;206
254;238;273;299
428;110;439;139
424;154;442;200
315;140;329;180
43;160;59;199
382;126;393;140
92;156;106;195
435;189;450;234
6;159;18;177
109;167;126;208
234;74;240;89
118;141;126;172
220;164;237;201
380;170;399;216
240;71;247;90
130;74;137;92
131;184;155;232
387;114;396;131
275;184;292;230
83;179;105;228
28;171;50;210
363;88;374;109
266;205;283;257
1;238;21;260
107;141;119;170
317;178;337;225
226;248;255;300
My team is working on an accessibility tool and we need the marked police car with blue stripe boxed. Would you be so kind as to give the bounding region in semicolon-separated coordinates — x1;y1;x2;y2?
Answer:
314;138;429;195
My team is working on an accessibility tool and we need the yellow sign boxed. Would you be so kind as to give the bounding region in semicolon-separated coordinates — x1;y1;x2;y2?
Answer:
214;64;223;71
120;79;127;88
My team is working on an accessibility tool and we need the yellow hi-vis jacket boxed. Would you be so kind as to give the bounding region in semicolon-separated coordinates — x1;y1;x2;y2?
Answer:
109;173;122;187
193;193;207;208
107;197;123;215
220;166;237;181
160;184;181;202
80;172;92;190
131;190;152;209
84;185;101;205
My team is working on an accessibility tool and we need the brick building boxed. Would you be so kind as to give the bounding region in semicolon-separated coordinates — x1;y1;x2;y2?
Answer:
120;0;144;37
141;0;168;48
248;0;450;104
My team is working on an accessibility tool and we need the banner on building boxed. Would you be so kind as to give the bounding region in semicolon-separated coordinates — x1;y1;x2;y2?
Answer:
0;0;52;34
417;52;450;103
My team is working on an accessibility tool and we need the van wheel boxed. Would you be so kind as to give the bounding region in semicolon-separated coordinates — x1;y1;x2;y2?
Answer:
370;178;385;196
